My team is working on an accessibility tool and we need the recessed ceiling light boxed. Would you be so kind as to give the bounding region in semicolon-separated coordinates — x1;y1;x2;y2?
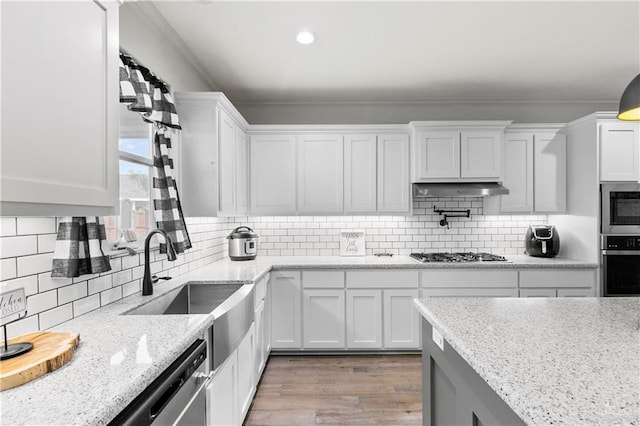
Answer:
296;31;315;45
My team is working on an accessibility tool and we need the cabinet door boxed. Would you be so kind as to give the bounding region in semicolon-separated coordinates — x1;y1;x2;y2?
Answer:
250;135;296;214
344;135;377;213
501;133;534;212
346;290;382;349
557;288;595;297
423;288;519;297
415;131;460;179
1;1;119;216
519;288;557;297
218;109;236;216
534;132;566;212
383;289;420;349
302;290;345;349
238;323;255;421
460;130;502;179
207;350;238;426
297;134;344;213
270;271;302;349
600;122;639;182
378;134;410;213
235;127;249;215
254;301;265;380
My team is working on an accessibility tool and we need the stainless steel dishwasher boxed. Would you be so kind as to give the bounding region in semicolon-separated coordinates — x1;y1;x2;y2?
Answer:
109;339;212;425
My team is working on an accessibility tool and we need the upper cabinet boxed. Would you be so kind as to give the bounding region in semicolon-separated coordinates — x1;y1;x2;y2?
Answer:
250;128;410;215
488;126;566;214
249;134;297;215
599;121;639;182
1;0;119;216
411;122;510;182
297;134;344;213
175;93;250;217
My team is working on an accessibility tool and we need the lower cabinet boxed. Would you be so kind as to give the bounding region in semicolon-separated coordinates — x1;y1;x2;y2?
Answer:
346;290;382;349
303;289;346;349
383;289;420;349
207;346;239;426
518;269;596;297
270;271;302;349
238;323;255;420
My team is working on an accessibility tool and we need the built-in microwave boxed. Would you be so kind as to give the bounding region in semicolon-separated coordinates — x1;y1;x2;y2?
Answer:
601;183;640;234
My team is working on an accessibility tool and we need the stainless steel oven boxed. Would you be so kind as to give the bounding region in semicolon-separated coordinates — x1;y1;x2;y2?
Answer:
601;183;640;234
601;235;640;297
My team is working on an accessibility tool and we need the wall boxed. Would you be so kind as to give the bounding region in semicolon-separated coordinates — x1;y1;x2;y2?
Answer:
120;3;215;92
0;217;228;339
235;100;617;126
222;198;547;257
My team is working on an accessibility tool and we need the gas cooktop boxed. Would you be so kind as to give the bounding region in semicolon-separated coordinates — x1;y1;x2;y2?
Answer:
409;252;509;263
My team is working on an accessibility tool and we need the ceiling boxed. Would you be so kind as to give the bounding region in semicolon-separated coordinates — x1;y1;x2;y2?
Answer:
150;1;640;105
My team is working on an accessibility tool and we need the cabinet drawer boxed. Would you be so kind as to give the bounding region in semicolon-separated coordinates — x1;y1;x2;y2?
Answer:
346;270;419;288
557;288;595;297
423;288;518;297
519;269;595;288
421;270;517;288
302;270;345;288
519;288;556;297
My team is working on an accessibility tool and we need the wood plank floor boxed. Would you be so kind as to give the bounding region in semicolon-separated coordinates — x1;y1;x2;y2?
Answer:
244;354;422;425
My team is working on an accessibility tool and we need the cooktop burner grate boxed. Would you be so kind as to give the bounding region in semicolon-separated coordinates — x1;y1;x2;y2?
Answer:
409;252;508;263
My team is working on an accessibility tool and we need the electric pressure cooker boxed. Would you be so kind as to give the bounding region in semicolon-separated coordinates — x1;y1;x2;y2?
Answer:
525;225;560;258
227;226;259;261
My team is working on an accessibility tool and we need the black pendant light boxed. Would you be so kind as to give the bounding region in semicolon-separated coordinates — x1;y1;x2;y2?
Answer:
618;73;640;120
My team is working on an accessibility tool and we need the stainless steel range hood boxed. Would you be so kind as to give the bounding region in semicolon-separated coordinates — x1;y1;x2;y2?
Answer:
412;182;509;197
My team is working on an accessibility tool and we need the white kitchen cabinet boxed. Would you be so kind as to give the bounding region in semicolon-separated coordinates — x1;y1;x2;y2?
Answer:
270;271;302;349
250;134;297;215
207;348;239;426
421;269;519;298
303;289;346;349
557;288;595;297
460;130;502;179
500;132;534;212
519;288;557;297
534;132;567;212
254;273;269;381
175;93;249;217
423;287;519;297
412;122;509;182
383;289;420;349
237;323;255;421
346;290;382;349
344;135;377;213
600;121;639;182
487;127;566;214
519;269;596;297
1;0;119;216
378;134;411;213
297;134;344;213
414;130;461;179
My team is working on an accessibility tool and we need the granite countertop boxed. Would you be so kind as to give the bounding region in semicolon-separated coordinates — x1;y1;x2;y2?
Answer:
0;254;597;425
414;297;640;425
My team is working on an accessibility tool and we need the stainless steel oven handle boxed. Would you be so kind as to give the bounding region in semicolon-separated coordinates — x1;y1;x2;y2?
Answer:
602;250;640;255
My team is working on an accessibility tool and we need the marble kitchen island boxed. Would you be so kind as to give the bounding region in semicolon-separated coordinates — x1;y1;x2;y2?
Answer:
414;297;640;425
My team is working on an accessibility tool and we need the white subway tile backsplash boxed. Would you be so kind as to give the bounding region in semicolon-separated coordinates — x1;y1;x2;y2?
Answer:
17;253;53;277
39;273;73;292
16;217;56;235
100;286;122;306
122;280;141;298
88;276;112;295
27;290;57;315
58;282;88;305
73;294;101;317
112;270;132;287
37;234;57;254
6;315;39;339
39;304;73;330
0;235;38;259
0;275;39;296
1;217;17;237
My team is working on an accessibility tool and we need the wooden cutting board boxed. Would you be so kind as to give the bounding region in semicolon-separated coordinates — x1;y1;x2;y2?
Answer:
0;331;80;391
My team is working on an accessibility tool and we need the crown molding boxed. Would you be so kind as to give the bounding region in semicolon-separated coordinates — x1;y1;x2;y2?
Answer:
233;98;619;107
124;2;219;91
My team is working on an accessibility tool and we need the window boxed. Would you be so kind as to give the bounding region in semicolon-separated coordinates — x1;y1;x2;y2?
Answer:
105;106;154;243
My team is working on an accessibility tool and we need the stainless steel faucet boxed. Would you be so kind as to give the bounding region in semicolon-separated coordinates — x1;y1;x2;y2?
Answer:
142;229;178;296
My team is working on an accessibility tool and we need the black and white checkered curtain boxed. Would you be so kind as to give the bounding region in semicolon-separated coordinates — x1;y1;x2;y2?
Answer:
51;217;111;277
153;128;192;254
120;52;191;254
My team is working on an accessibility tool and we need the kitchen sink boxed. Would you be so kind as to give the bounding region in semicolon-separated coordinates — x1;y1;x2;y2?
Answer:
124;283;245;315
